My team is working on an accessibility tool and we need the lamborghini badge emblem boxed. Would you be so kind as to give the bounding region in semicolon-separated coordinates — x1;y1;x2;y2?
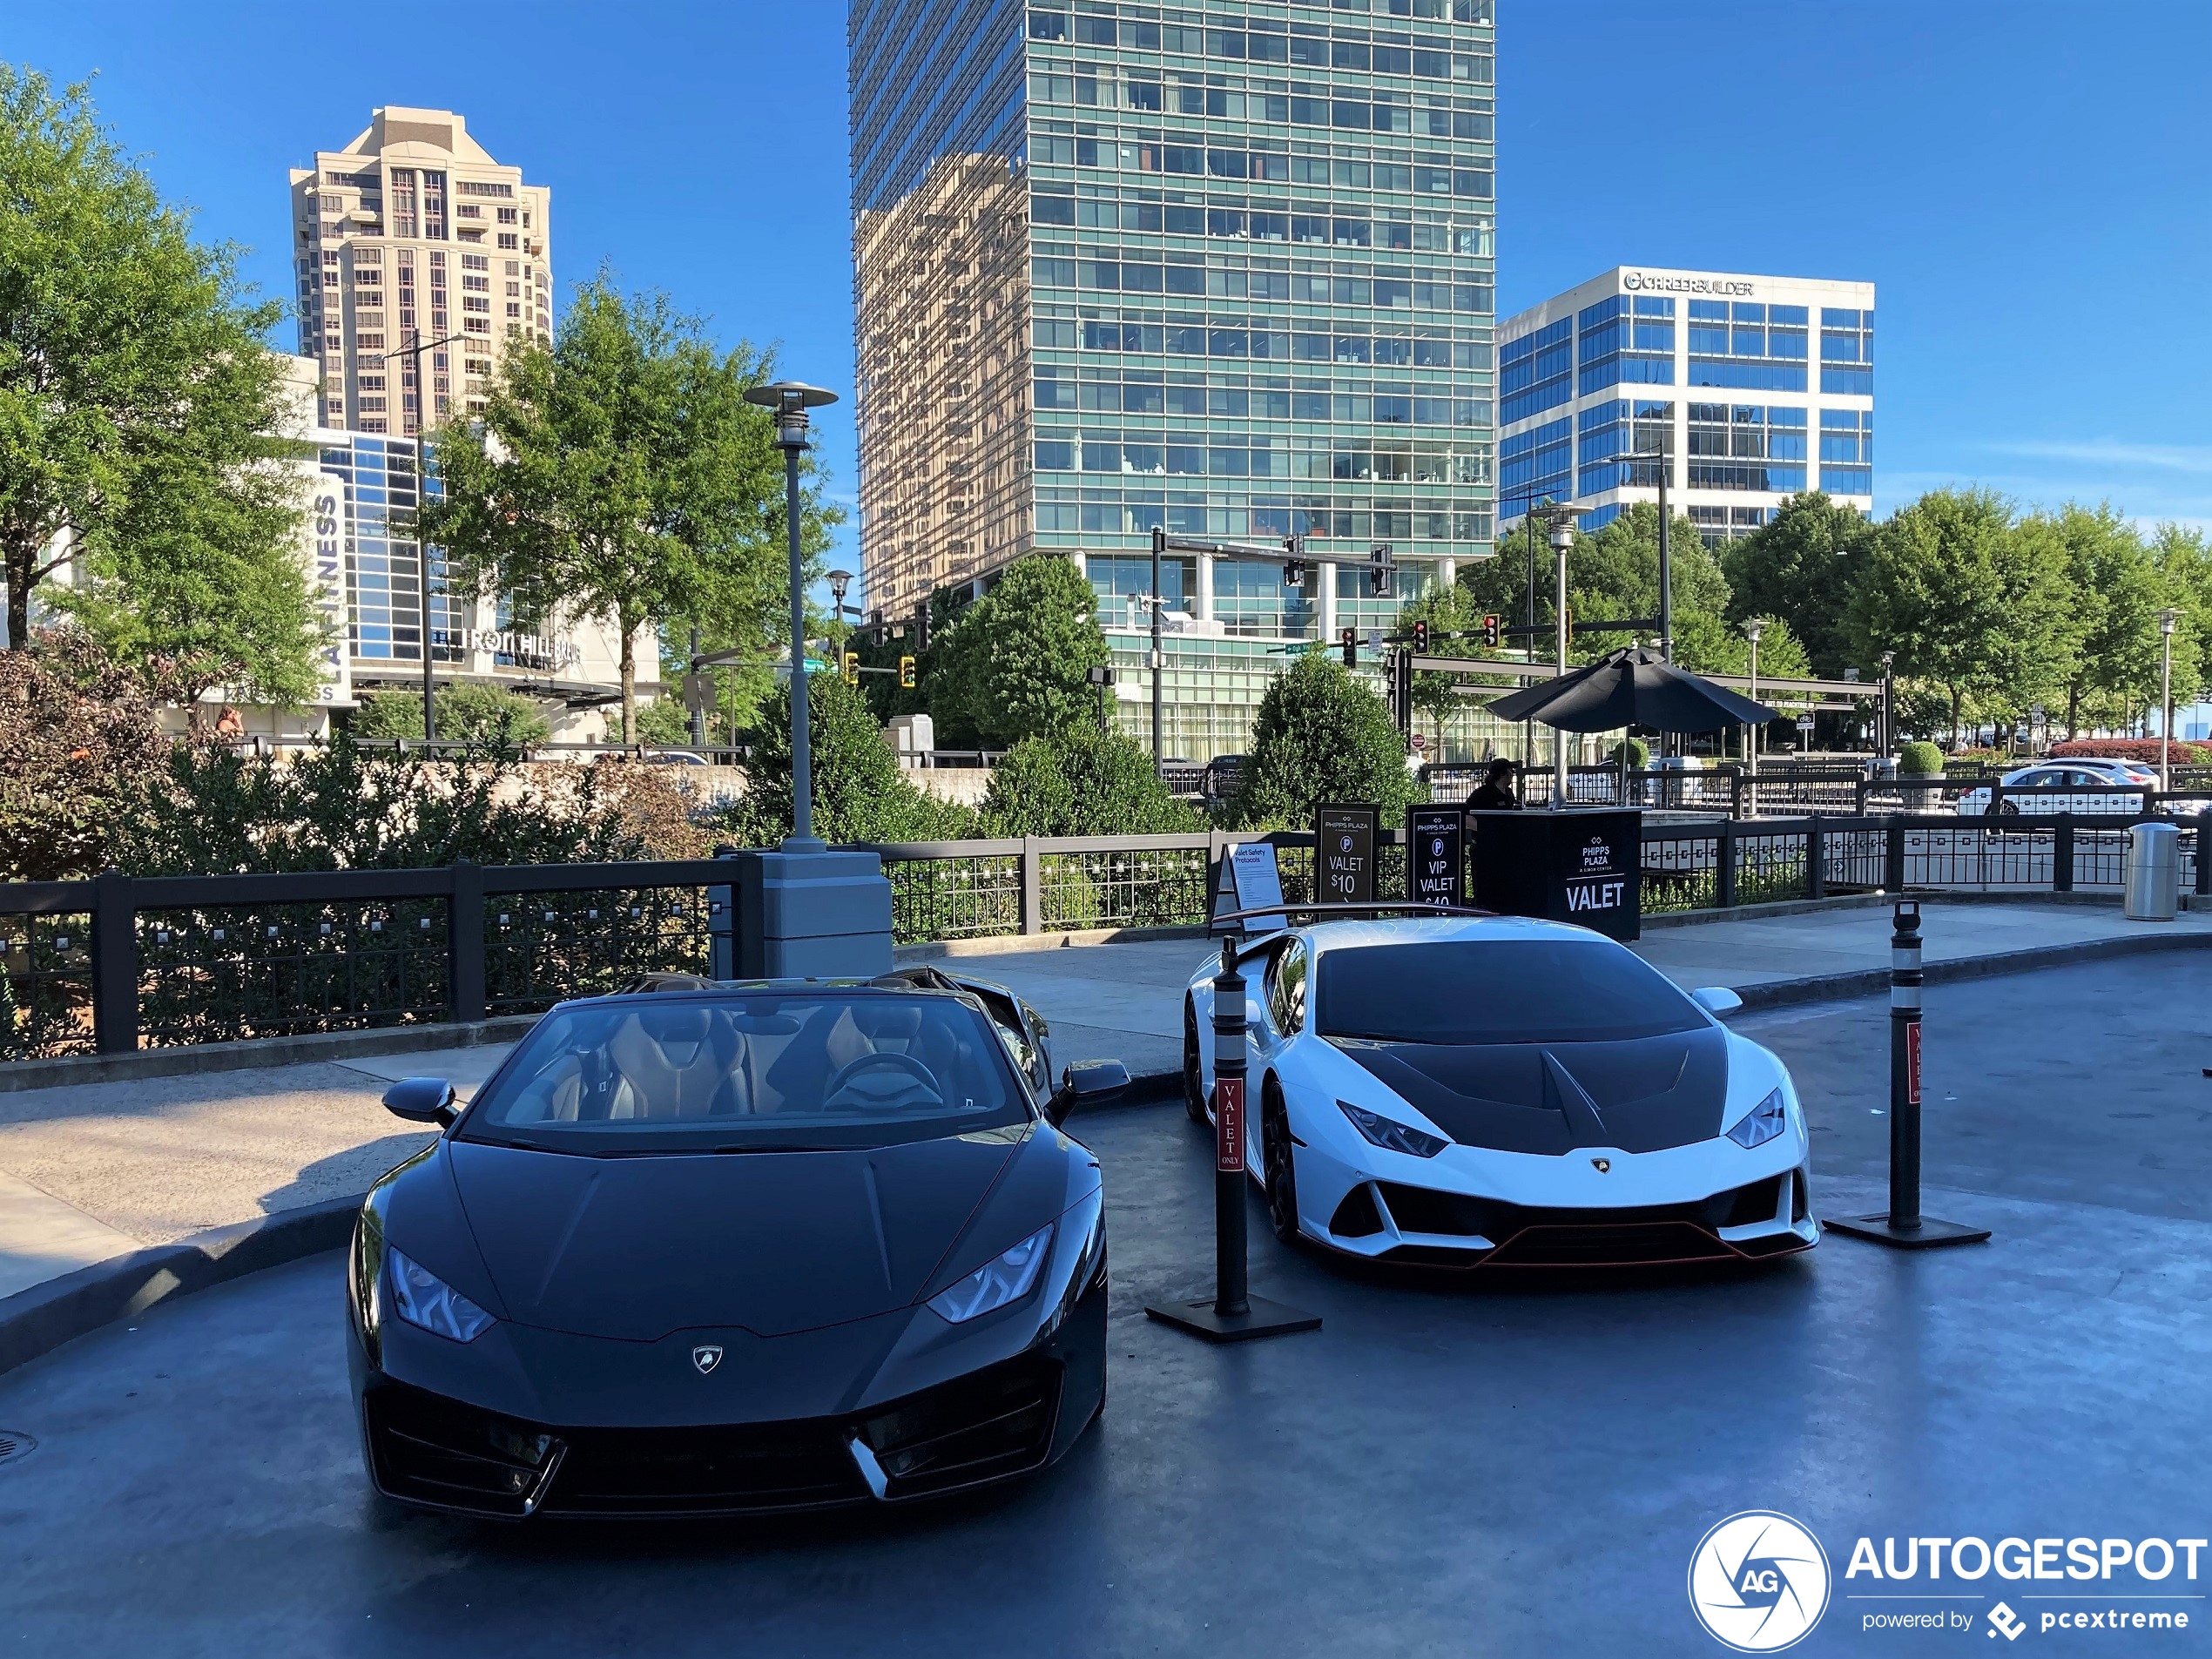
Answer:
1591;1157;1611;1173
691;1344;724;1374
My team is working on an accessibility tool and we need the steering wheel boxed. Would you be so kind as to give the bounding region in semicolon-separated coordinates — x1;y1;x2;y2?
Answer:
821;1050;943;1107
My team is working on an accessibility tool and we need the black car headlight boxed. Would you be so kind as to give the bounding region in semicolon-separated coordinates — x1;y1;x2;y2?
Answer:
1339;1100;1447;1158
928;1224;1054;1325
386;1246;497;1343
1726;1087;1790;1150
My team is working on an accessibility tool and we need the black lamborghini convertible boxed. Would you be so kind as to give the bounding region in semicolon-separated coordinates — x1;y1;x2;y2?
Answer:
349;975;1123;1520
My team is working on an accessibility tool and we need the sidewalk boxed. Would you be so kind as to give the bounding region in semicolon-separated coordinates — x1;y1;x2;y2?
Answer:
2;897;2207;1346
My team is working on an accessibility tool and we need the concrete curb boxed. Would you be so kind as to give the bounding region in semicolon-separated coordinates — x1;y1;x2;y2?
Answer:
0;1017;538;1096
1729;926;2212;1013
0;1197;358;1379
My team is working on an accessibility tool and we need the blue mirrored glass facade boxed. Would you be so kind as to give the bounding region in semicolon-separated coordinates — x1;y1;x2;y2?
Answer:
1498;267;1872;545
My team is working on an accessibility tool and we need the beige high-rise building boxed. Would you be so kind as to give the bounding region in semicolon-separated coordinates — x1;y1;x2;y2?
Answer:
288;106;552;436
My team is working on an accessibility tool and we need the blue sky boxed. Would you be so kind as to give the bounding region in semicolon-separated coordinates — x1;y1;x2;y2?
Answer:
12;0;2210;614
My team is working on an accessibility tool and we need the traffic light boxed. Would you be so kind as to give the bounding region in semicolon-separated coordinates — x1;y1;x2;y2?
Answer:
1339;626;1357;668
1368;542;1393;598
1282;559;1307;589
912;602;931;653
1412;618;1430;655
1482;613;1501;648
898;654;917;690
842;651;860;685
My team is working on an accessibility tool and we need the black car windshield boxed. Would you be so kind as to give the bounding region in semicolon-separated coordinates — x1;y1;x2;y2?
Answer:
459;994;1028;1153
1317;940;1704;1045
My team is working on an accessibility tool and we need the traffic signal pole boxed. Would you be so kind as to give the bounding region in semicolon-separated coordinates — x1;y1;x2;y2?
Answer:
1150;526;1315;773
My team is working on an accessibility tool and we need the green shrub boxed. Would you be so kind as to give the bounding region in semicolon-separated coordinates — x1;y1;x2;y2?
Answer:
1230;651;1421;828
1898;740;1945;775
718;672;973;846
1612;737;1650;769
981;726;1204;838
350;683;552;750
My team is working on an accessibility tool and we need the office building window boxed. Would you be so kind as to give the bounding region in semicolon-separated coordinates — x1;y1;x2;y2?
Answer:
1819;409;1873;493
1684;404;1806;492
1819;307;1874;394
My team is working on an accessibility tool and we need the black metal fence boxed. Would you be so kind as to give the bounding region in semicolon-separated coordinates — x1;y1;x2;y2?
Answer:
6;814;2208;1063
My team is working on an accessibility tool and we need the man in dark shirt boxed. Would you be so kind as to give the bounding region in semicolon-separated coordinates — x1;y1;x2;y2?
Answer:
1467;757;1520;811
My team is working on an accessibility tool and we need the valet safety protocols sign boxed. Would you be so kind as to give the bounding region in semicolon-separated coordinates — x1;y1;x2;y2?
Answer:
1211;843;1287;934
1316;804;1379;907
1407;806;1466;907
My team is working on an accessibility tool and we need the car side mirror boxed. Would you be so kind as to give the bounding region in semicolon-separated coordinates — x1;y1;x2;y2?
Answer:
383;1077;459;1126
1690;987;1744;1016
1047;1059;1131;1124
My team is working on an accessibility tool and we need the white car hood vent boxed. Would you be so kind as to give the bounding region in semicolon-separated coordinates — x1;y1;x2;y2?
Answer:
1326;1027;1728;1154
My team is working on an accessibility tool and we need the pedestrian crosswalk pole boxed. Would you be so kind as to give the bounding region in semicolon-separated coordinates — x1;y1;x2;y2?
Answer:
1145;933;1321;1342
1825;901;1990;1249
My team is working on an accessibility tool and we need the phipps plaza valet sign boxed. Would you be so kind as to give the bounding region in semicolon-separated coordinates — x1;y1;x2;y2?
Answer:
1622;272;1756;298
1406;806;1465;907
1315;805;1379;906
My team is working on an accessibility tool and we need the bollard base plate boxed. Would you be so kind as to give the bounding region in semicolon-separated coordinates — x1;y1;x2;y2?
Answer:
1824;1213;1990;1249
1143;1295;1322;1344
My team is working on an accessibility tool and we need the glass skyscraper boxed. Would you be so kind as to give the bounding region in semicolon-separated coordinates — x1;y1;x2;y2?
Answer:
853;1;1498;758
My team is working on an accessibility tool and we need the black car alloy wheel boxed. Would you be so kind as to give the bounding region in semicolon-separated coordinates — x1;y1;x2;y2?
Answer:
1184;998;1207;1123
1263;1083;1299;1244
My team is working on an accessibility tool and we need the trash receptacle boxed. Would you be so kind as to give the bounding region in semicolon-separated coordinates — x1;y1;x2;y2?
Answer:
2124;821;2181;921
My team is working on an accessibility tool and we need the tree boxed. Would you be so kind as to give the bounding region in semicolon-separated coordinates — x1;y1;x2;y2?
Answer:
421;274;840;743
350;683;552;749
0;68;317;676
0;625;169;880
1230;651;1421;828
1722;492;1877;678
981;726;1204;837
1847;489;2077;747
721;671;971;846
927;555;1109;747
2027;503;2165;738
2150;522;2212;712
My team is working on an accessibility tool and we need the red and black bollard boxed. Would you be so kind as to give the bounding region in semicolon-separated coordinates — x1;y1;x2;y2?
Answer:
1146;935;1321;1341
1826;902;1990;1248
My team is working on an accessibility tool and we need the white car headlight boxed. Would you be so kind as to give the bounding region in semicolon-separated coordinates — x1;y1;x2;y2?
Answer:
1726;1087;1790;1150
928;1224;1053;1324
1339;1100;1447;1158
387;1246;496;1343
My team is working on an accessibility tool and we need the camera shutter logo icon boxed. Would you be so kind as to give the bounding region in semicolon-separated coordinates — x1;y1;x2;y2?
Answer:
1687;1512;1831;1652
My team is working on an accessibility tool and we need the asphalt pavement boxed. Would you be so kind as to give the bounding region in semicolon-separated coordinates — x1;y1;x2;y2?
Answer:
3;953;2210;1656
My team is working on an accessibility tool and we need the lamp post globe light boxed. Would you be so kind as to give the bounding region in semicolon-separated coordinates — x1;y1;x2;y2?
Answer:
2160;608;2180;792
826;568;854;644
743;380;840;849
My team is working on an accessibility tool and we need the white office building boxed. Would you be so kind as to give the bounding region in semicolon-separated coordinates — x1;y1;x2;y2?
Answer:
1498;266;1873;545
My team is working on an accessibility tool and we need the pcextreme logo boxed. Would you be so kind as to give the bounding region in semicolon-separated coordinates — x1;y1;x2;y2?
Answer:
1689;1512;1832;1652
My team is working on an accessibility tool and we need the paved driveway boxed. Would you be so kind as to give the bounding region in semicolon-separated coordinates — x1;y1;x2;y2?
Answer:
3;955;2210;1656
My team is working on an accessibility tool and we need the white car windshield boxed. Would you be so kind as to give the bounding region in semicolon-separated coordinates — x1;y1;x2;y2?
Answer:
461;994;1026;1153
1317;940;1705;1045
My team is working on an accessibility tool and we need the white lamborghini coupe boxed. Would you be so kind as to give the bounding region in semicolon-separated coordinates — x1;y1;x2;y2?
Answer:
1182;916;1818;1268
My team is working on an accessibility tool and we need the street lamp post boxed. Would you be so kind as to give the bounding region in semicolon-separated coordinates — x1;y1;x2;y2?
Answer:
1542;502;1583;808
1744;618;1764;780
1880;650;1897;760
365;329;463;741
743;381;840;849
826;570;854;658
2160;608;2180;792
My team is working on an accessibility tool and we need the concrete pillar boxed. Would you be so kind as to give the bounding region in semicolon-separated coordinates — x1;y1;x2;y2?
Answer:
1194;550;1214;622
1438;556;1457;591
1317;561;1338;640
733;848;894;979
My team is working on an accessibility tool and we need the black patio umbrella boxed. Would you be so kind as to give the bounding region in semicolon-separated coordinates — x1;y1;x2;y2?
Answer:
1485;646;1777;734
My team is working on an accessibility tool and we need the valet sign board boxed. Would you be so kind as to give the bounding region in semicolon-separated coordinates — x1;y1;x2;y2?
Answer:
1561;820;1639;938
1316;804;1379;907
1211;842;1287;934
1406;806;1466;907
